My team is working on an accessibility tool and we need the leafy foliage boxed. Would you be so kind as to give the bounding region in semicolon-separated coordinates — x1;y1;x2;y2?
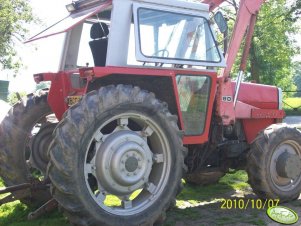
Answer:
0;0;34;70
7;91;26;105
249;0;300;91
293;62;301;97
223;0;300;90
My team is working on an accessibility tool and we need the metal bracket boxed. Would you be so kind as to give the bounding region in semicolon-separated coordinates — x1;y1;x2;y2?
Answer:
0;180;49;206
28;199;58;220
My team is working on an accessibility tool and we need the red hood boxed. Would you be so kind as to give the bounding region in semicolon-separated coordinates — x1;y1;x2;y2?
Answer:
232;81;279;109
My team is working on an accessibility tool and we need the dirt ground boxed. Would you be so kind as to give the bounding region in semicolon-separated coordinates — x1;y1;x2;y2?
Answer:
164;188;301;226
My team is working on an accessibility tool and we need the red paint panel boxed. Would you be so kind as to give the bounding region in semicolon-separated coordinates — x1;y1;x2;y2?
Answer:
171;76;184;130
216;78;236;125
242;118;276;143
251;109;285;119
46;73;69;120
232;82;279;109
38;70;85;120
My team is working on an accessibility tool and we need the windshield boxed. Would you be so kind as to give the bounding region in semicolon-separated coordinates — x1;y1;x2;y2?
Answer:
137;8;221;63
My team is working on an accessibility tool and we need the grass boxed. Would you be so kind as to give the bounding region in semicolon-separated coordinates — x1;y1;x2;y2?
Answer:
0;171;271;226
283;97;301;116
0;178;68;226
164;171;269;226
2;171;301;226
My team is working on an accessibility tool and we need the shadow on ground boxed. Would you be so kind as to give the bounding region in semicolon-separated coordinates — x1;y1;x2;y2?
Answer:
164;179;301;226
1;171;301;226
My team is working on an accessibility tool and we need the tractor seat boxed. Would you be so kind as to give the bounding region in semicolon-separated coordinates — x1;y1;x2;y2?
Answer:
89;22;109;67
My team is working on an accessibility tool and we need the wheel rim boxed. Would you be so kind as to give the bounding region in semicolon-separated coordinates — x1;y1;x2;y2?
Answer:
84;113;171;216
26;114;57;176
270;140;301;192
30;123;57;173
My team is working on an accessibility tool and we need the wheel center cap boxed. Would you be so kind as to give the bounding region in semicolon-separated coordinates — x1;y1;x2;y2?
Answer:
125;157;139;172
95;130;153;196
276;152;301;179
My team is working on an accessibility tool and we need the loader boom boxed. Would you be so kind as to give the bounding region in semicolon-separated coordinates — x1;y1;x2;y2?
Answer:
203;0;265;78
201;0;265;125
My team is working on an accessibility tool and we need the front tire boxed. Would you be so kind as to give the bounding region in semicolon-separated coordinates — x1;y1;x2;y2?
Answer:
48;85;185;226
247;124;301;202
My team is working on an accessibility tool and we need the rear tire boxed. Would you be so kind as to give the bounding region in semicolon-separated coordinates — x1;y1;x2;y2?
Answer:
48;85;185;226
0;91;53;206
247;124;301;202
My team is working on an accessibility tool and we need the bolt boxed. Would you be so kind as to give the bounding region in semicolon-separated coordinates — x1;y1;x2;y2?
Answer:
134;172;137;175
121;160;125;164
127;173;130;176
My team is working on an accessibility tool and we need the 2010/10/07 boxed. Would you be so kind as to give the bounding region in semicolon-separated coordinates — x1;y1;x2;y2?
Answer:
220;199;280;210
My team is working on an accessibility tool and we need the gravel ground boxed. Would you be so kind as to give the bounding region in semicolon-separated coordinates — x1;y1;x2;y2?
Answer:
284;116;301;127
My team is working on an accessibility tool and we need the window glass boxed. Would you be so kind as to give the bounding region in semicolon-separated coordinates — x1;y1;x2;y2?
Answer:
176;75;211;135
138;8;221;63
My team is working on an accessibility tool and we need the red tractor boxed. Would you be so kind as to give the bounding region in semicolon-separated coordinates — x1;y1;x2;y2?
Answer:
0;0;301;225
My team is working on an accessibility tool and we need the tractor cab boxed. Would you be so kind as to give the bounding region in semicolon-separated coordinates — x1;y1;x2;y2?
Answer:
27;0;225;70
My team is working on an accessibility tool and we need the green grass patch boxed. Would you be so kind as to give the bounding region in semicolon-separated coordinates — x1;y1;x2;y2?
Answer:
283;97;301;116
0;171;273;226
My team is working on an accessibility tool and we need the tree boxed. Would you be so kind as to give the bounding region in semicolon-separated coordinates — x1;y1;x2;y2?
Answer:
223;0;300;91
0;0;34;70
7;91;26;105
293;62;301;97
248;0;300;91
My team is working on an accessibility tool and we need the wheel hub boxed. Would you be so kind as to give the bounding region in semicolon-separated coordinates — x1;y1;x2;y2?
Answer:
95;130;153;196
29;123;57;173
125;156;139;172
276;152;301;180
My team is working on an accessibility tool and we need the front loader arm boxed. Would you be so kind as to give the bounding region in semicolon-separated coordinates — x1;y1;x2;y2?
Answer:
201;0;265;125
202;0;264;79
